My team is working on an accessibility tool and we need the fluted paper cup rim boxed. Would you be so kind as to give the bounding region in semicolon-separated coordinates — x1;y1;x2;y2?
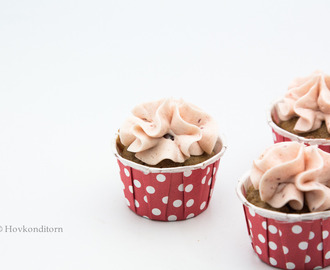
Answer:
113;133;227;174
236;170;330;222
267;99;330;146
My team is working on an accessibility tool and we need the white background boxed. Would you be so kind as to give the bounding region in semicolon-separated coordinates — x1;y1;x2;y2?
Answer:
1;0;330;269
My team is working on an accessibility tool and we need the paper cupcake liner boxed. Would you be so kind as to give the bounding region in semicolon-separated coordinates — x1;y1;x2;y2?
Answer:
237;171;330;270
267;100;330;153
113;134;227;221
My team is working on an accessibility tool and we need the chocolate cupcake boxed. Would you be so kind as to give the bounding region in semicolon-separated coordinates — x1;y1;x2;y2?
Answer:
113;98;227;221
237;142;330;269
268;71;330;152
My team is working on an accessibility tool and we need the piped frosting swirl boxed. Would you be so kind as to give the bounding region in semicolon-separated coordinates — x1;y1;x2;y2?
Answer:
119;98;219;165
250;142;330;212
276;71;330;133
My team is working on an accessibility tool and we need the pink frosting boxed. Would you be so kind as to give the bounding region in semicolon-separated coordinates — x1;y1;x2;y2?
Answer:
276;71;330;133
250;142;330;212
119;98;219;165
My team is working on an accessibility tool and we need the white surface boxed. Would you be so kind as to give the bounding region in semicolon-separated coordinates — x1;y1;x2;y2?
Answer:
1;0;330;269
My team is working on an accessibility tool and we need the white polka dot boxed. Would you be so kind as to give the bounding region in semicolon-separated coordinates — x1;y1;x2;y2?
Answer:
186;213;194;219
200;201;206;210
135;200;139;208
248;220;252;229
317;242;323;251
133;179;141;188
213;167;217;174
286;262;295;269
255;245;262;254
144;195;148;203
305;255;311;263
279;230;282;237
125;198;130;206
262;221;267;230
249;208;255;217
201;176;206;184
122;182;125;190
298;241;308;250
162;196;168;204
208;177;212;186
173;200;182;207
272;132;277;142
325;251;330;260
258;234;266;243
183;170;192;177
314;267;322;270
128;185;133;193
186;199;194;207
269;241;277;250
185;184;193;192
156;174;166;182
269;257;277;266
283;246;289;254
210;189;213;197
142;215;149;219
207;167;210;174
168;215;177;221
178;184;184;191
268;225;278;234
309;231;315;240
152;208;161;216
292;225;302;234
124;168;130;177
323;230;329;239
146;186;155;194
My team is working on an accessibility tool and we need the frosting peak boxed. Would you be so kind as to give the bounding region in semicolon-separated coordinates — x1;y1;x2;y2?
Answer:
251;142;330;212
119;98;219;165
276;71;330;133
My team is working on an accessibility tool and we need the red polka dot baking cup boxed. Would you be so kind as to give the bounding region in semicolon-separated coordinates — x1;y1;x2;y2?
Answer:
237;171;330;270
113;135;227;221
268;100;330;153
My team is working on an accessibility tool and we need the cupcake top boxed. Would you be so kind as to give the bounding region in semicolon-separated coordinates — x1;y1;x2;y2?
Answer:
276;70;330;133
250;142;330;212
119;98;219;165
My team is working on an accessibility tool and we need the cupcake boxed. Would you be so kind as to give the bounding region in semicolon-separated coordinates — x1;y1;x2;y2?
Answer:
113;98;227;221
236;141;330;269
268;71;330;152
